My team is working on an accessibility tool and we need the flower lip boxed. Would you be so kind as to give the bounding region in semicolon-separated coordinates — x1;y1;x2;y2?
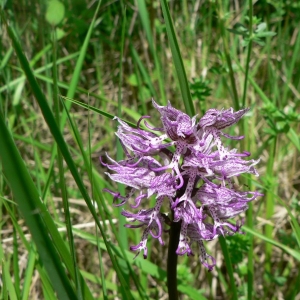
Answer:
152;99;195;141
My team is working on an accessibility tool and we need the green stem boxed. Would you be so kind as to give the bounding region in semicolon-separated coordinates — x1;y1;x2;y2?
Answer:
167;219;181;300
265;137;277;272
219;236;238;300
240;10;255;292
244;120;255;300
117;3;128;250
52;27;83;299
216;0;239;110
242;0;253;108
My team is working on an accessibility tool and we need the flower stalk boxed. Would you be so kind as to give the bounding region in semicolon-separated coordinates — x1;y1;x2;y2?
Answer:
167;217;181;300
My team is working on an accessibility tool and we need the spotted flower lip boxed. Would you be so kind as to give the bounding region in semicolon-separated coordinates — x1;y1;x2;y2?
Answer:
102;100;262;270
152;99;196;140
198;107;250;130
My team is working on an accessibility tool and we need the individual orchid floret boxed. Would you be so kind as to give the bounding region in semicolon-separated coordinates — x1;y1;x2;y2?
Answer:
198;107;250;131
197;107;249;160
122;196;166;258
152;99;197;140
198;240;216;271
102;100;262;271
102;155;177;207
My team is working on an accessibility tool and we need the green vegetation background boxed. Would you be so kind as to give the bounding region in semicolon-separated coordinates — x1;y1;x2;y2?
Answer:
0;0;300;299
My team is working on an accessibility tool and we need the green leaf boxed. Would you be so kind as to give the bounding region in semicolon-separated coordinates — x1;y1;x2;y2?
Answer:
0;197;64;300
227;23;249;36
66;224;207;300
137;0;166;104
61;96;137;128
2;258;18;300
2;9;132;299
219;237;238;300
253;38;266;46
0;113;77;300
21;245;37;300
160;0;195;116
287;128;300;152
242;225;300;261
59;0;102;130
45;0;65;26
255;22;267;32
277;197;300;248
255;31;277;38
127;73;138;87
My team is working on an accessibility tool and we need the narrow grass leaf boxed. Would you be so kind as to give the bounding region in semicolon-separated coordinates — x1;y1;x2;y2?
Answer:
58;102;132;298
137;0;166;104
287;128;300;152
62;96;136;127
12;217;20;298
237;61;300;152
67;225;207;299
0;197;65;300
2;258;18;300
0;47;13;69
277;197;300;248
215;0;239;110
242;0;254;108
117;5;129;253
282;30;300;105
0;113;77;299
130;45;158;99
60;0;102;129
87;111;107;300
0;52;79;94
52;28;83;300
160;0;195;116
2;14;98;300
219;237;238;300
21;245;37;300
242;225;300;261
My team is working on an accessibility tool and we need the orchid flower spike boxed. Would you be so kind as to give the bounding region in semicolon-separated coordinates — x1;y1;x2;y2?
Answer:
102;100;262;271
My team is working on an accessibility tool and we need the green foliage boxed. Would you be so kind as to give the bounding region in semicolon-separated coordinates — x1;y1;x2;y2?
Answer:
45;0;65;26
189;77;212;102
227;20;276;47
1;0;300;299
226;234;250;265
177;264;194;286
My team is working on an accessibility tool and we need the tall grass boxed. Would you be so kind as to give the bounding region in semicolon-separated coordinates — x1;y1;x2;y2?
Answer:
1;0;300;299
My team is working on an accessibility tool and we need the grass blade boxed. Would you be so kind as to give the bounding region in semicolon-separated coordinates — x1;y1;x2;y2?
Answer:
130;45;158;100
215;0;239;110
2;11;132;299
60;98;145;299
277;197;300;248
21;245;37;300
62;96;138;127
0;113;77;299
219;237;238;300
117;4;129;252
0;197;67;300
66;223;207;299
242;225;300;261
60;0;102;129
12;217;20;298
137;0;166;104
160;0;195;116
52;28;83;299
2;258;18;300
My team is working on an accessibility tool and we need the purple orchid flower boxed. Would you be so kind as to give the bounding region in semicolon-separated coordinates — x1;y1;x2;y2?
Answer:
102;100;262;271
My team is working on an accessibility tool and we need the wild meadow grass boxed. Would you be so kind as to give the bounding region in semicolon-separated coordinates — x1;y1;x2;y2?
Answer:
0;0;300;299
